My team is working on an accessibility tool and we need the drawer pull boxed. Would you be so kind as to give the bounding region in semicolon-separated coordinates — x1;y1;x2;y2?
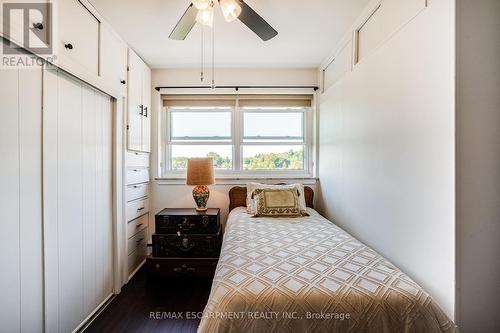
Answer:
33;22;43;30
187;267;196;272
143;107;148;117
136;238;144;244
133;169;140;172
64;43;73;50
137;207;145;211
139;105;144;116
120;80;126;84
133;185;141;188
136;223;143;228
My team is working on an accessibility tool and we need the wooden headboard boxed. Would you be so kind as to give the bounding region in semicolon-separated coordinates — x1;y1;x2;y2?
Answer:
228;186;314;212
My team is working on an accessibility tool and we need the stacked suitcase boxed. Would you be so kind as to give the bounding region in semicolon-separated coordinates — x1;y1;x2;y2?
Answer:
147;208;222;278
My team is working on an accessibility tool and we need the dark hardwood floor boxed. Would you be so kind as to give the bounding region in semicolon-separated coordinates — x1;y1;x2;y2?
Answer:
85;267;213;333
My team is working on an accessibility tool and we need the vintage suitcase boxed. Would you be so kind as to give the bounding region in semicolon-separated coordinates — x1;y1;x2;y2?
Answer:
152;226;222;257
155;208;220;234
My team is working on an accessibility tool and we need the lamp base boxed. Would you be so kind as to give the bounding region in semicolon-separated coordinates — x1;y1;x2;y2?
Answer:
192;185;210;212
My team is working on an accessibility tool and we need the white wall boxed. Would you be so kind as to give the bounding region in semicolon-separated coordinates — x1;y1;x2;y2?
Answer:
456;1;500;331
317;0;456;319
150;68;319;224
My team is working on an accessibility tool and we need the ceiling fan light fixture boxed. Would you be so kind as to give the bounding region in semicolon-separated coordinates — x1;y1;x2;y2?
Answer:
219;0;241;22
196;4;214;27
192;0;210;10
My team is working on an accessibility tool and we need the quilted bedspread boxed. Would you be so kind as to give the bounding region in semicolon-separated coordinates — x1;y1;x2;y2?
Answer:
197;208;457;333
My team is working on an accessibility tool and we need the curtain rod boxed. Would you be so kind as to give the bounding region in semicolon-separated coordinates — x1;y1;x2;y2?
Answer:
154;85;319;92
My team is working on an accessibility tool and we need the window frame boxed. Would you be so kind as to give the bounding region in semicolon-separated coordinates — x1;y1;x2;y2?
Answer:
161;95;315;179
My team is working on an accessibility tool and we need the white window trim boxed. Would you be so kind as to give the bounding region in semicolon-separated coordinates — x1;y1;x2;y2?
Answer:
159;92;316;180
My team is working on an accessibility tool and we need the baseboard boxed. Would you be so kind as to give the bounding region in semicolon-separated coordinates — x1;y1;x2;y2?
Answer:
75;293;116;333
128;258;147;282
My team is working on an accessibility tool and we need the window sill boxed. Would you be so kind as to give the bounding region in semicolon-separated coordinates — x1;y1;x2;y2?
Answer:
155;176;318;186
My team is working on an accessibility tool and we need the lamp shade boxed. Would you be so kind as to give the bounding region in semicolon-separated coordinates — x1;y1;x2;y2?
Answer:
186;158;215;185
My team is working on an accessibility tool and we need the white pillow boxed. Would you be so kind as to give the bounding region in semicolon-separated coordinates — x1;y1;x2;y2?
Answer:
246;183;307;214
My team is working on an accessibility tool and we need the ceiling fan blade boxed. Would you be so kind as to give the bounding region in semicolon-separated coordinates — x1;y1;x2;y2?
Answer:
169;3;198;40
237;0;278;41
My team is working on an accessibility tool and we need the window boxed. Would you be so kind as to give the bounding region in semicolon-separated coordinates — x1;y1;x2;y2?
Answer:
163;94;314;177
168;107;233;170
242;108;305;171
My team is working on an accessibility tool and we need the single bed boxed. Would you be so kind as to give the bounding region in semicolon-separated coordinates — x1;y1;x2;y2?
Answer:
198;186;456;333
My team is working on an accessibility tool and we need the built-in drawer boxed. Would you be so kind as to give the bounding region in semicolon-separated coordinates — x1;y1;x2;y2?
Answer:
126;198;150;222
127;214;149;240
126;183;149;202
128;243;148;276
128;228;148;255
126;151;150;168
126;167;149;185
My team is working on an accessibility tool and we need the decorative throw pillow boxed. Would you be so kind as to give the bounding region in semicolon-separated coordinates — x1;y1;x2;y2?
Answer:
246;183;307;214
252;188;305;217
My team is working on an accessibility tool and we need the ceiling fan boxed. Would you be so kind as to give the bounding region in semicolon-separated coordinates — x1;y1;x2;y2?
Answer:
169;0;278;41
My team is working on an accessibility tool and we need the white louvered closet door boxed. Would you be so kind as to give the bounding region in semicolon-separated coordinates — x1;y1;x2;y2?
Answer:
43;68;114;333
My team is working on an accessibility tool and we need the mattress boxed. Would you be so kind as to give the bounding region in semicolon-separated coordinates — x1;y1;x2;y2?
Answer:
198;207;457;333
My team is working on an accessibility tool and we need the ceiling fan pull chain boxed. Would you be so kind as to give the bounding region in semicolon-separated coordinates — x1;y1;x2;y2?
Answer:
211;18;215;89
200;26;204;82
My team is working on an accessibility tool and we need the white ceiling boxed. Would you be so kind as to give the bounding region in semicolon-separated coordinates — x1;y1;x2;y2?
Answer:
89;0;370;69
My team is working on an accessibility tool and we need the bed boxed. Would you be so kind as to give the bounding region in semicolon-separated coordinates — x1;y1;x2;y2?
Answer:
198;186;457;333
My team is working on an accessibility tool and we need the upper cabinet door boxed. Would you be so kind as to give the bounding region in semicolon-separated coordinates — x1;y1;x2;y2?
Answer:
141;63;151;153
100;24;128;96
127;49;143;152
58;0;99;76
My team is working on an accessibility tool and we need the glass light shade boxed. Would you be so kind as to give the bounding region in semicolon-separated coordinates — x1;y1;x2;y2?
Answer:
192;0;210;10
219;0;242;22
196;5;214;27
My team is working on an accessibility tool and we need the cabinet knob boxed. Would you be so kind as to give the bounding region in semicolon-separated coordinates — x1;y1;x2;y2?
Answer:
64;43;73;50
120;80;126;84
33;22;43;30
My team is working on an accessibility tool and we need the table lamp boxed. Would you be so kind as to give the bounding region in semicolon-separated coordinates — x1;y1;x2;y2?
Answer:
186;158;215;212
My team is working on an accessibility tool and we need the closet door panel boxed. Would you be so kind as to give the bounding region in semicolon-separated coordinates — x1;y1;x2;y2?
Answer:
0;68;21;333
141;64;151;152
101;94;114;297
95;92;113;303
18;68;44;333
57;71;84;333
43;69;114;332
95;92;105;303
127;49;143;151
82;87;98;314
42;68;61;333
